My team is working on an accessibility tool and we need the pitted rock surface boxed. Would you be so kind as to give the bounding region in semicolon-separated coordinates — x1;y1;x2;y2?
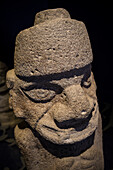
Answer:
34;8;71;25
6;8;104;170
14;10;93;77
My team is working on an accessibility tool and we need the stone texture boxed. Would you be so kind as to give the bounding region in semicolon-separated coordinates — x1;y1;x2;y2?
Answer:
34;8;71;25
0;62;24;169
14;9;93;77
14;113;103;170
6;8;104;170
0;61;21;135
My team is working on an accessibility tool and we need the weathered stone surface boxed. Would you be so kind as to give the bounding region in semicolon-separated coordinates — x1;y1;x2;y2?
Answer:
6;8;104;170
14;9;93;77
0;61;21;131
0;62;24;169
14;113;103;170
34;8;71;25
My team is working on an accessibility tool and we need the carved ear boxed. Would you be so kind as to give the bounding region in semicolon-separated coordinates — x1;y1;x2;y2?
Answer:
6;69;15;89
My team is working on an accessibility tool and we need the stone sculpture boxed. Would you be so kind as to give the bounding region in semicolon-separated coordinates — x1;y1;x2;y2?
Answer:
6;8;104;170
0;61;20;138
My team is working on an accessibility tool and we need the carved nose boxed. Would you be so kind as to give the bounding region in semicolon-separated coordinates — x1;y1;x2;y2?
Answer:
64;84;87;104
63;84;93;118
50;84;93;123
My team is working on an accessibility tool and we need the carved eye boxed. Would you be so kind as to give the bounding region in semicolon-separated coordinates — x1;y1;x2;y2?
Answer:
21;82;63;103
22;88;56;102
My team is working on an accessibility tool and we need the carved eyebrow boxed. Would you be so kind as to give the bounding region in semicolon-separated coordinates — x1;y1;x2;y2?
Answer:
17;64;91;83
21;82;64;94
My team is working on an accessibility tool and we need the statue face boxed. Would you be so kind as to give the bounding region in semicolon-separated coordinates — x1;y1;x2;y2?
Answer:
6;10;98;145
7;64;98;145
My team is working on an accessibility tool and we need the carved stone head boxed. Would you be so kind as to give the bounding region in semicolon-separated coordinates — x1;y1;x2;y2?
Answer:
7;8;98;145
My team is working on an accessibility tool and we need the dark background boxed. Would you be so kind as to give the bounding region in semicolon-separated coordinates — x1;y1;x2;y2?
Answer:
0;0;113;169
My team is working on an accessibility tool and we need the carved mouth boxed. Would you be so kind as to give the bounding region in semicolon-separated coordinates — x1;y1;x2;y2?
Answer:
54;106;94;131
36;102;98;144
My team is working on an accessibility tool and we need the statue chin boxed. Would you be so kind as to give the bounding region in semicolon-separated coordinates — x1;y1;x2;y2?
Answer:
36;102;99;145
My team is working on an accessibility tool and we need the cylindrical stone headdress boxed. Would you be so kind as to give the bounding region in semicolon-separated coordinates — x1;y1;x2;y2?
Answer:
14;8;93;77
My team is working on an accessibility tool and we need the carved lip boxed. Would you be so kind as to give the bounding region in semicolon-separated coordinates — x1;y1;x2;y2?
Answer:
54;107;94;130
37;102;99;144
